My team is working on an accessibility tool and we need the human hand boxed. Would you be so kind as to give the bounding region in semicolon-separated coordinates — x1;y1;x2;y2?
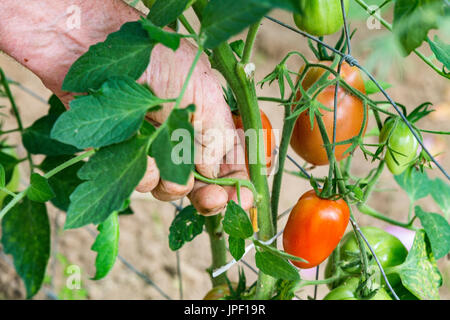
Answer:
0;0;253;216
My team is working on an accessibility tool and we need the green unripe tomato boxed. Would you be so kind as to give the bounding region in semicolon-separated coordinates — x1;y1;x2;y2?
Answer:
379;118;419;175
325;227;408;290
142;0;156;9
323;278;392;300
0;149;20;208
293;0;350;36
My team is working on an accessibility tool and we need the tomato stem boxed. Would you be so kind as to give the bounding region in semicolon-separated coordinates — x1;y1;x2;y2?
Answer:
192;1;275;298
241;21;261;65
205;214;228;286
193;171;259;203
357;204;417;230
0;67;34;172
174;46;203;109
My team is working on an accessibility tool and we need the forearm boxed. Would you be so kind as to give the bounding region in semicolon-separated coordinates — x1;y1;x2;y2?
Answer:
0;0;141;98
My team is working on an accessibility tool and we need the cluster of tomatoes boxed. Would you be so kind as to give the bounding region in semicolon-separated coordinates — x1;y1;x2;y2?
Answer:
224;0;421;300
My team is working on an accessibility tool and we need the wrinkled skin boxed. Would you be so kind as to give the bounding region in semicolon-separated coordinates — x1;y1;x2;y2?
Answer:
0;0;253;216
232;109;276;172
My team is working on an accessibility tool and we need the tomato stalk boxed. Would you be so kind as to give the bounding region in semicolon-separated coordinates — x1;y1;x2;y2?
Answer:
314;113;373;284
270;104;297;227
193;2;276;299
0;67;34;171
354;0;448;78
205;214;228;286
0;149;95;222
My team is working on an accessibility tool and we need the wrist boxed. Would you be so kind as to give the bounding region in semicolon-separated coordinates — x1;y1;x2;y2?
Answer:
0;0;141;97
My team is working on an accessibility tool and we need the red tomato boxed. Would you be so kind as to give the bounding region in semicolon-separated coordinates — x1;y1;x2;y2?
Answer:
290;61;367;165
283;189;350;269
233;110;276;172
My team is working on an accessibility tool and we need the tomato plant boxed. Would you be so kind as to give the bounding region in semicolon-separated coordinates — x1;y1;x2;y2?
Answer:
0;0;449;302
283;189;350;269
290;61;367;166
293;0;350;37
325;226;408;289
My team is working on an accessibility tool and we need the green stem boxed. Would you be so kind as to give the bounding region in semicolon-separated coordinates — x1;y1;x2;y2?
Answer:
43;150;95;179
0;187;16;197
271;104;296;227
0;128;21;135
179;14;196;35
0;149;95;222
354;0;446;77
0;68;34;170
205;214;228;286
193;0;275;299
358;203;417;230
362;160;385;203
241;21;261;64
175;46;203;109
193;171;258;201
0;190;27;221
296;273;345;289
419;129;450;135
257;96;288;104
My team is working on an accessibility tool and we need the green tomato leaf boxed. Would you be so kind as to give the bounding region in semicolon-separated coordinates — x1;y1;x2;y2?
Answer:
52;77;164;149
23;95;80;156
168;205;205;251
0;150;20;185
254;240;308;263
64;135;148;229
415;206;450;260
229;236;245;261
394;168;432;202
62;21;154;92
27;173;56;203
23;114;82;156
393;0;444;55
396;230;442;300
147;0;192;27
0;164;5;188
1;197;50;298
48;94;66;115
91;212;120;280
201;0;272;49
39;156;84;212
255;250;300;281
230;40;245;59
431;178;450;219
140;18;182;50
149;105;194;185
428;36;450;70
363;79;392;95
222;200;254;239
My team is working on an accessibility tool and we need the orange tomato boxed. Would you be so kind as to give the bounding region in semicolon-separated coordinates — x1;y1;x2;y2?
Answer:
282;189;350;269
233;109;276;172
290;61;367;165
